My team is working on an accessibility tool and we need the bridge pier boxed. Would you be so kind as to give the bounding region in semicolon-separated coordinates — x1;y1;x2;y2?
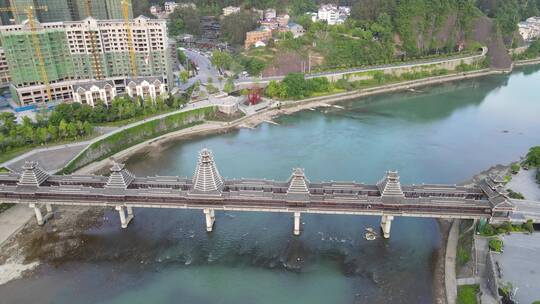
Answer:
293;212;301;236
116;206;134;229
204;208;215;232
380;215;394;239
29;203;53;226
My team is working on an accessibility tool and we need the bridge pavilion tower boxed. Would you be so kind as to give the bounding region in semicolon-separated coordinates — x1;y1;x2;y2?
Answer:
286;168;310;236
376;171;404;238
106;162;136;228
18;161;54;226
189;148;224;232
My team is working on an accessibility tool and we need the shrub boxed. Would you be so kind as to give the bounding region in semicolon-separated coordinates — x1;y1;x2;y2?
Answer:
489;238;503;253
510;163;520;174
523;220;534;234
507;189;525;199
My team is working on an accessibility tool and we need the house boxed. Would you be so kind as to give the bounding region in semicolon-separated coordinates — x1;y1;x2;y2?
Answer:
223;6;241;16
164;2;178;13
245;28;272;49
287;23;305;38
317;4;350;25
149;5;161;15
519;17;540;41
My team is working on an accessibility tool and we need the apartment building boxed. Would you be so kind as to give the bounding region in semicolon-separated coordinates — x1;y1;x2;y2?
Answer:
0;16;171;105
7;0;132;24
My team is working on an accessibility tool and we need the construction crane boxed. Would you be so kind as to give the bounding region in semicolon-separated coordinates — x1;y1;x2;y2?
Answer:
0;5;53;102
83;0;104;79
121;0;137;77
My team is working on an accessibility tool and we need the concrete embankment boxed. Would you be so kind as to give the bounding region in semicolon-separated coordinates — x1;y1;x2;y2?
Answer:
514;57;540;67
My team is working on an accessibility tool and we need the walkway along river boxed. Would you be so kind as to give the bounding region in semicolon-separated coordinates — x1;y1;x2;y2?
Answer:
1;65;540;304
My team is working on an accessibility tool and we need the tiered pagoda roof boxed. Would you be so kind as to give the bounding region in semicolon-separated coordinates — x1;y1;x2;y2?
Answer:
17;161;49;187
286;168;310;201
105;162;135;189
191;148;224;194
377;171;404;197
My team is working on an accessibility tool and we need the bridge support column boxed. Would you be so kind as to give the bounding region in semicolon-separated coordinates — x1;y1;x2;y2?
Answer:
293;212;301;236
116;206;133;229
204;208;215;232
380;215;394;239
29;203;53;226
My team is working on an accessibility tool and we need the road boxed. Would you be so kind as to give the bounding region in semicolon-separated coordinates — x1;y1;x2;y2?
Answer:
236;47;488;85
510;199;540;222
179;49;223;91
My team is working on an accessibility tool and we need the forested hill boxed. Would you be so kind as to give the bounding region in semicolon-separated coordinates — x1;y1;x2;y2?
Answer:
149;0;540;69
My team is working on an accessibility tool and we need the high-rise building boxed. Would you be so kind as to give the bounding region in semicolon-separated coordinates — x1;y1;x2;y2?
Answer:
0;16;172;105
5;0;132;24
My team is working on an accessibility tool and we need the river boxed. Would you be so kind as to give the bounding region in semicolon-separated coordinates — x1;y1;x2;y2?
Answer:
1;65;540;304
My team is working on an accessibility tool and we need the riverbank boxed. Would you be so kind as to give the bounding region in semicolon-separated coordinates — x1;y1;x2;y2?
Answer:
73;68;511;174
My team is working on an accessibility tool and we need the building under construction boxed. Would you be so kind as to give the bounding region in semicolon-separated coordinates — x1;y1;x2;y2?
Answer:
0;16;172;105
2;0;132;24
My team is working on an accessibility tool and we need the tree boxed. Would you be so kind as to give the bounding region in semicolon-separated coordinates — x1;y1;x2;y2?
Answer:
58;120;68;139
221;11;259;46
177;49;187;64
282;73;311;99
525;146;540;168
168;7;202;37
224;77;235;93
242;57;266;76
211;51;233;70
265;80;282;98
180;70;189;83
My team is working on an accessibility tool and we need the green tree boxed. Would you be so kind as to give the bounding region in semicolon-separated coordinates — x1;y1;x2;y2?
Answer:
221;11;259;46
224;77;235;93
168;7;202;37
282;73;311;99
525;146;540;167
211;51;233;70
180;70;189;83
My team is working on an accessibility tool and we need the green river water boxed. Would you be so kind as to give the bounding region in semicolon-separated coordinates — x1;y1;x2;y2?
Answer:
1;65;540;304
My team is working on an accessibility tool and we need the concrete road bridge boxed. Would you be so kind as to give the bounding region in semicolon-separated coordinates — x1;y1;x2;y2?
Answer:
0;149;529;239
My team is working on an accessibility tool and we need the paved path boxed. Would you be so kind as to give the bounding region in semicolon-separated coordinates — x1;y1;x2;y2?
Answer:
445;220;459;304
475;237;499;304
0;204;33;247
506;169;540;201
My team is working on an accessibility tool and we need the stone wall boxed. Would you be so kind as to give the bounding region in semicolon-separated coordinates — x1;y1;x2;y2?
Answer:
485;251;502;303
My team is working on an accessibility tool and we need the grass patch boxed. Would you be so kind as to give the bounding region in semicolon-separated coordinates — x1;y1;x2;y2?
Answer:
0;167;10;173
457;284;479;304
489;238;503;253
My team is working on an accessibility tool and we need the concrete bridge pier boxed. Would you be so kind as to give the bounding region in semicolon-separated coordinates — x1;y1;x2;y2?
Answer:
380;215;394;239
204;208;215;232
293;212;301;236
29;203;53;226
116;206;134;228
